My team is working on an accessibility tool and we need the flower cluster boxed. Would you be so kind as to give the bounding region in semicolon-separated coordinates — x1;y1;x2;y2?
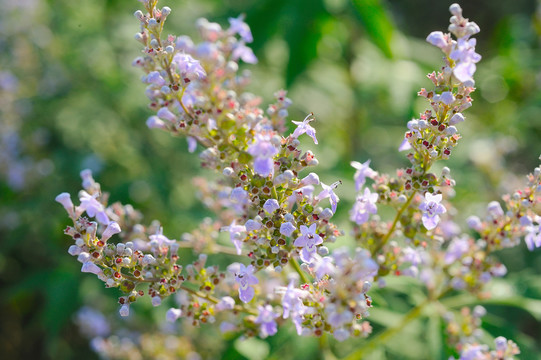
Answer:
58;2;540;357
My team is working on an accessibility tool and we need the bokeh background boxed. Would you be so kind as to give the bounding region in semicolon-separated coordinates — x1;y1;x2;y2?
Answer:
1;0;541;359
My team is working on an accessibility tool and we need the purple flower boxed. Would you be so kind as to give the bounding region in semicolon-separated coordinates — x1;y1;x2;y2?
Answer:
222;220;246;255
247;133;278;177
79;191;109;224
101;221;121;242
228;15;253;43
349;188;378;225
119;304;130;317
230;263;258;303
312;255;336;280
280;222;296;237
350;160;377;191
146;116;166;129
426;31;447;49
216;296;236;311
450;37;481;83
263;199;280;214
146;71;166;86
317;181;340;213
524;216;541;251
245;219;262;232
232;43;258;64
291;114;318;144
398;137;412;152
55;192;74;216
172;53;206;81
419;192;446;230
439;91;455;105
294;223;323;263
444;236;469;264
254;305;279;338
81;261;102;275
187;137;197;153
166;308;182;322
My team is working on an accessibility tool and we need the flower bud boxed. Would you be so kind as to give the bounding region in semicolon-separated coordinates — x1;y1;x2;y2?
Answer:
102;222;121;242
119;304;130;317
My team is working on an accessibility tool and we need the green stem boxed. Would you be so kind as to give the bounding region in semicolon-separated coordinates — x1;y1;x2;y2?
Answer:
289;256;311;284
343;298;430;360
372;191;416;255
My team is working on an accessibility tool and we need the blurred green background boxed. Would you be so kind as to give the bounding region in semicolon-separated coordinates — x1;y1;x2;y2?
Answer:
1;0;541;359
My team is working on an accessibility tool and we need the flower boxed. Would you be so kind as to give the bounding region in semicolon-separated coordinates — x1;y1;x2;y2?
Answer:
350;160;377;191
166;308;182;322
222;220;246;255
294;223;323;263
55;192;74;217
317;181;340;213
444;236;470;264
312;255;336;280
216;296;236;311
350;188;378;225
254;305;279;338
291;114;318;144
247;133;278;177
101;221;121;242
232;43;257;64
426;31;447;49
78;191;109;224
172;53;206;81
230;263;258;303
419;192;446;230
263;199;280;214
280;222;296;237
228;15;253;43
450;37;481;83
523;215;541;251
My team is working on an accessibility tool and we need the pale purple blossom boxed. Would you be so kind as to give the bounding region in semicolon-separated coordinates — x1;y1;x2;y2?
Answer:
426;31;447;49
349;187;378;225
247;133;278;177
230;263;258;303
254;305;278;338
450;37;481;83
55;192;74;216
222;220;246;255
523;216;541;251
76;307;111;337
312;255;336;280
157;107;177;122
78;191;109;224
445;236;470;264
294;223;323;263
119;304;130;317
101;221;121;242
216;296;236;311
419;192;446;230
280;222;296;237
439;91;455;105
146;116;166;129
232;43;258;64
300;172;320;186
147;71;166;86
291;114;318;144
398;137;412;152
172;53;206;81
187;137;197;153
228;15;253;43
81;261;102;275
317;181;340;213
166;308;182;322
350;160;377;191
263;199;280;214
245;219;262;232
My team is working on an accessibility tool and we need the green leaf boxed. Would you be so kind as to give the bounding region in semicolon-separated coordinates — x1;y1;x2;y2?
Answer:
235;337;270;360
350;0;394;58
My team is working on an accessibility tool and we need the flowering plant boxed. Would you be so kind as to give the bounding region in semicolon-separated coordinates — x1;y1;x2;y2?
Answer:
56;1;541;358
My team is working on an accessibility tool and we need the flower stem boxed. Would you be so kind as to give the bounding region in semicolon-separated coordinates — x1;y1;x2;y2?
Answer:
372;191;416;255
343;298;430;360
289;256;311;284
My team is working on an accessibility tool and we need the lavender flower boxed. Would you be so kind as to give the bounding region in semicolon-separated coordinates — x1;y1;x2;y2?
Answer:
523;215;541;251
291;114;318;144
247;133;278;177
317;181;340;213
230;263;258;303
222;220;246;255
350;160;377;191
166;308;182;322
254;305;278;338
350;188;378;225
280;222;296;237
232;43;257;64
78;191;109;224
419;192;446;230
172;53;206;81
294;223;323;263
228;15;253;43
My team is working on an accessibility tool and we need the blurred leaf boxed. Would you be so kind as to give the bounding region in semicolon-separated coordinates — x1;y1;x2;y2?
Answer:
235;337;270;360
350;0;394;58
